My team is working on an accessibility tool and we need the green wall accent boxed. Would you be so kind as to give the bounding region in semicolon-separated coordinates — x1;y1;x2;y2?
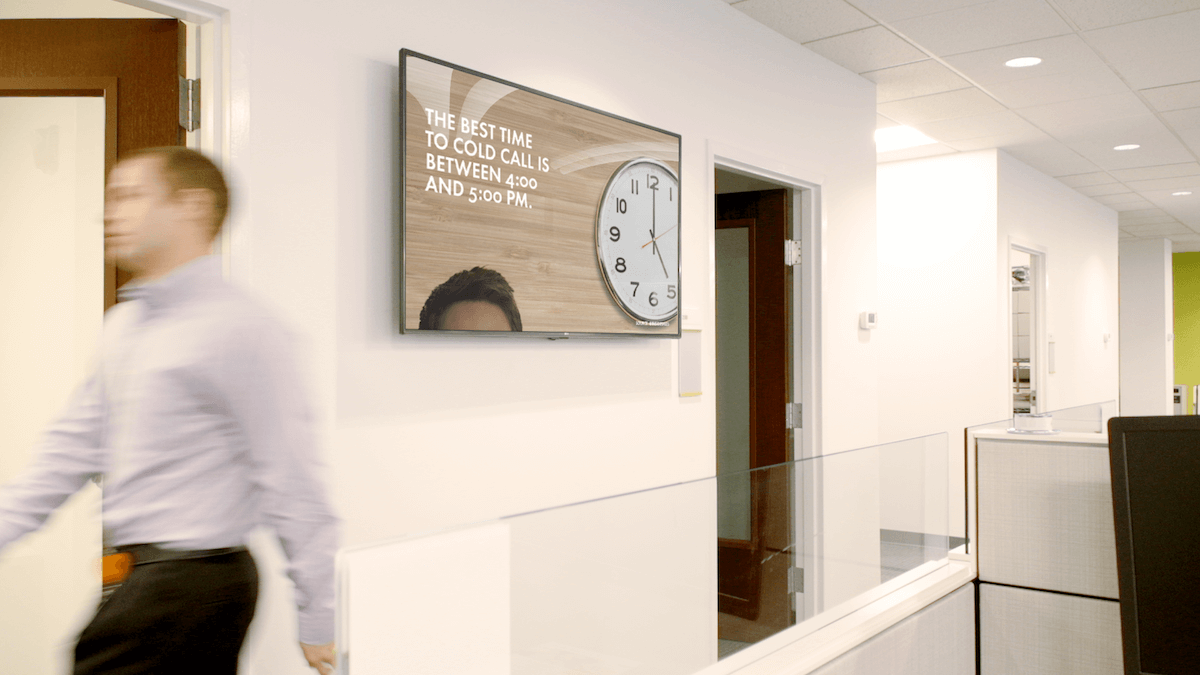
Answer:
1174;252;1200;412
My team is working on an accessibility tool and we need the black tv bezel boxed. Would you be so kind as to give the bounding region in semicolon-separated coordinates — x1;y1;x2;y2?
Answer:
398;49;683;340
1107;414;1200;675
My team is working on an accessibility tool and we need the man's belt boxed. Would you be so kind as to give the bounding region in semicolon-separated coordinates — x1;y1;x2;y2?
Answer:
102;544;248;585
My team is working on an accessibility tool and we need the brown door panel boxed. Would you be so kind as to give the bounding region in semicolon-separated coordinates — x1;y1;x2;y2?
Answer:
0;18;185;308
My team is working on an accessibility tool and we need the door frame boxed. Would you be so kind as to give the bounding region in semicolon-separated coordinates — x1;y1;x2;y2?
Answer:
1008;238;1049;413
117;0;233;264
707;140;824;621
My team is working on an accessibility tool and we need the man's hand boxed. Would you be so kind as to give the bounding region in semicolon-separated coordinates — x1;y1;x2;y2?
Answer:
300;641;336;674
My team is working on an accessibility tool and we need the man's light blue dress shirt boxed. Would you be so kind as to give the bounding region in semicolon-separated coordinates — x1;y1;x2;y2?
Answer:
0;256;339;644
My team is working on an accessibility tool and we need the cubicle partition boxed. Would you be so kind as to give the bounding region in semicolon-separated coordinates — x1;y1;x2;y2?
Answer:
969;401;1122;675
337;434;953;674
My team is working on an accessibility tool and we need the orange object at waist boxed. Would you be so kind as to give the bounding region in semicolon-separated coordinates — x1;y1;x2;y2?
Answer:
101;552;133;585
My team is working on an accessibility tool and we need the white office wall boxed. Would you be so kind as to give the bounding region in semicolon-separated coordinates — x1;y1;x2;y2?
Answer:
1118;238;1174;416
876;149;1120;537
876;151;1004;539
998;150;1120;414
188;0;876;673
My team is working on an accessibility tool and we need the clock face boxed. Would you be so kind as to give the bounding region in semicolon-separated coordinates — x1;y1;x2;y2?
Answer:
595;158;680;323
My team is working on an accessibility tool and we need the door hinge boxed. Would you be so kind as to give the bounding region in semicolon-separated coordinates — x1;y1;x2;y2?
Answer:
786;402;802;429
785;239;802;266
789;566;804;593
179;77;200;132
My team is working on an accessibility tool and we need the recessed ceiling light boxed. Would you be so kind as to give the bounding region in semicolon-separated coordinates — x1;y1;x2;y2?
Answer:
1172;191;1193;196
1113;144;1141;151
875;126;937;153
1005;57;1042;68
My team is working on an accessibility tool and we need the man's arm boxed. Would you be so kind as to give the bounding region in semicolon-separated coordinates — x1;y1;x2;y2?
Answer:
219;316;339;648
0;371;107;551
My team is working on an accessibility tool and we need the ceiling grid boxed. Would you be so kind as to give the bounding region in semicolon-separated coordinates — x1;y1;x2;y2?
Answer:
727;0;1200;249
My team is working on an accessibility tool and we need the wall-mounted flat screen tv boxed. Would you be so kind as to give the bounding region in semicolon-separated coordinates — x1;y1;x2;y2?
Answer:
400;50;681;338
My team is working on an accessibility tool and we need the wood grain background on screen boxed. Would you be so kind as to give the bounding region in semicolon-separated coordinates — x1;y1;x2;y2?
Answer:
403;57;679;334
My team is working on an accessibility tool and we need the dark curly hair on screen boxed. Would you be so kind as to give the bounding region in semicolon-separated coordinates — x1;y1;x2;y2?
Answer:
418;267;522;331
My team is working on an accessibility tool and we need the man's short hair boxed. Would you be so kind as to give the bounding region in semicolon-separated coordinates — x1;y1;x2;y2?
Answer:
419;267;522;331
127;146;229;237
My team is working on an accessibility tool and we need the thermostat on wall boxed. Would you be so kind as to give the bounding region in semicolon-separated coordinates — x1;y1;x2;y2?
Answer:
859;311;877;330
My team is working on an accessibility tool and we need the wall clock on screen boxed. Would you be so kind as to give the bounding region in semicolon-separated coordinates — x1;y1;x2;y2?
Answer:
595;158;680;323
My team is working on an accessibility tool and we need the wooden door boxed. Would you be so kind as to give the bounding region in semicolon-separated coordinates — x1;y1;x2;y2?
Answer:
0;18;186;308
716;188;794;644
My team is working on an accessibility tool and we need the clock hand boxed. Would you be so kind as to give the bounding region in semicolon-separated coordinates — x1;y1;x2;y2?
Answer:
641;224;677;249
651;227;669;279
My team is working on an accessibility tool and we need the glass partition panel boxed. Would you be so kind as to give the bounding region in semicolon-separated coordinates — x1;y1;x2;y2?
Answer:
1044;400;1116;433
968;400;1117;438
339;433;950;675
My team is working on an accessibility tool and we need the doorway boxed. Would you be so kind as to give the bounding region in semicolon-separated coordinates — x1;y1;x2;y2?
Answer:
1010;246;1045;414
714;166;812;656
0;13;186;674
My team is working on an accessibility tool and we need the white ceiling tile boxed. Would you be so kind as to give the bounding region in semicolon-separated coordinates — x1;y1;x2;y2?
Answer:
1165;108;1200;156
1120;221;1193;235
1109;50;1200;89
1119;231;1138;239
877;114;901;129
876;142;959;162
803;25;928;73
1075;143;1196;172
1083;9;1200;64
862;60;971;103
1122;217;1179;228
1126;176;1200;191
1111;199;1166;211
984;66;1129;109
1016;92;1153;137
1061;117;1195;169
1001;139;1100;176
913;110;1040;141
1119;210;1174;224
877;87;1005;125
942;34;1109;85
1141;81;1200;112
1052;0;1200;31
944;128;1056;152
889;0;1073;57
1146;191;1200;225
847;0;991;23
1118;208;1171;219
1162;106;1200;131
1076;183;1135;197
1058;171;1119;186
734;0;876;44
1093;192;1148;204
1171;238;1200;252
1109;163;1200;181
